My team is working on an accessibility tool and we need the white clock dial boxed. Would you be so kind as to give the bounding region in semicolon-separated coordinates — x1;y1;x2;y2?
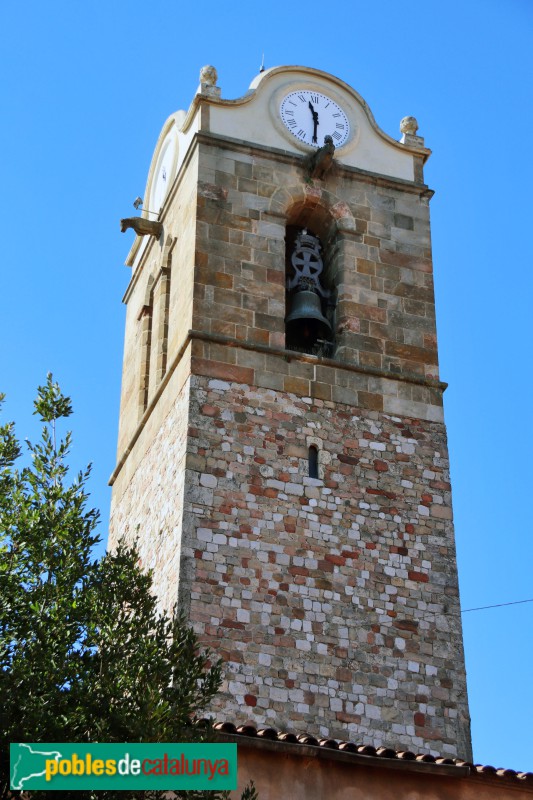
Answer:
280;90;350;148
151;134;176;212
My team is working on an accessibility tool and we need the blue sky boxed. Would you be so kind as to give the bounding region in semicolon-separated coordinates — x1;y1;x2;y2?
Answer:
1;0;531;773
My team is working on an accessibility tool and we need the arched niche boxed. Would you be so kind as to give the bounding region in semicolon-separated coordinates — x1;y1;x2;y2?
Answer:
283;195;351;357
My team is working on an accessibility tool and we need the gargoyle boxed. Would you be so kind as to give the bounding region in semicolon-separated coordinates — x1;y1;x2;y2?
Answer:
120;217;163;237
306;135;336;181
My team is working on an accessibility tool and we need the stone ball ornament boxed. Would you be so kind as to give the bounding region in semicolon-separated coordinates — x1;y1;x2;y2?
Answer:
400;116;419;136
200;65;218;86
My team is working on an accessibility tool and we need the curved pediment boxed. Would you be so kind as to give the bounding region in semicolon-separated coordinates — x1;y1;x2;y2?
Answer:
147;64;429;198
204;65;430;182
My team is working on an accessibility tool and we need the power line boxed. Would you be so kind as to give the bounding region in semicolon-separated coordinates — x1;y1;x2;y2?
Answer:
461;598;533;613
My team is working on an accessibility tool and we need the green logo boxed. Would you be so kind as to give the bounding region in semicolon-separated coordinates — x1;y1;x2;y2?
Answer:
10;743;237;791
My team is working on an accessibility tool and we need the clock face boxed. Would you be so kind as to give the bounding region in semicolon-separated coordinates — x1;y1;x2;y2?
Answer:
280;90;350;148
151;133;176;212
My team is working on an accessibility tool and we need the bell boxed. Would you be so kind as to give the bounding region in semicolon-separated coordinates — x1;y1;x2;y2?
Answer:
285;290;332;346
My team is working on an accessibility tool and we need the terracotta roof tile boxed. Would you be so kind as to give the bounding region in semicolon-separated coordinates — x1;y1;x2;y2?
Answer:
397;750;417;761
376;746;397;759
318;737;339;749
256;727;278;740
338;741;358;753
236;724;257;737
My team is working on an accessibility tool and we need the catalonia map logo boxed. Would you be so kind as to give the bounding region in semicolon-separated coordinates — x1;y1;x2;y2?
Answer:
10;743;237;791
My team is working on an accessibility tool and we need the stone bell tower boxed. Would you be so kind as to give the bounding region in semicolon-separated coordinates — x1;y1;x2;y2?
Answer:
109;65;472;760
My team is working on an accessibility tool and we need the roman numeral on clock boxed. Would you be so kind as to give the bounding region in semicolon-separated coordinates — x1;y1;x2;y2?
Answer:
332;131;342;140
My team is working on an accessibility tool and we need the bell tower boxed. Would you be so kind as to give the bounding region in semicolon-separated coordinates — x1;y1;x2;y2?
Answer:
109;65;472;760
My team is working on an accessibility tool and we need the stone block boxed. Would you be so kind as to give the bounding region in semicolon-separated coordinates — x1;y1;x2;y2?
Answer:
284;376;310;396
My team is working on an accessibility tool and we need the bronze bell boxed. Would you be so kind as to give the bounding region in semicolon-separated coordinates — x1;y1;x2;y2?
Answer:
285;290;332;345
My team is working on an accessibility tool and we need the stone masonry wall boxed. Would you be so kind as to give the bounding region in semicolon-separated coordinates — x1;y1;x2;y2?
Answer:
110;132;471;762
194;137;439;389
181;374;471;760
109;371;190;614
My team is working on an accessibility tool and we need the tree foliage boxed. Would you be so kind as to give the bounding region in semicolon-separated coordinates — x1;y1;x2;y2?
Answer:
0;376;253;800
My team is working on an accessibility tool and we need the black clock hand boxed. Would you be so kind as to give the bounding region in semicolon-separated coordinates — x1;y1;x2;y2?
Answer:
308;101;319;144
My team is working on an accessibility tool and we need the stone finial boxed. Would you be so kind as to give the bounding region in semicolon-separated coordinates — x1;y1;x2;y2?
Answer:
400;116;419;136
200;65;218;86
197;65;221;99
400;116;425;147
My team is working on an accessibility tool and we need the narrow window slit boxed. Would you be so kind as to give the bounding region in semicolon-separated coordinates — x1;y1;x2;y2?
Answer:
308;445;319;479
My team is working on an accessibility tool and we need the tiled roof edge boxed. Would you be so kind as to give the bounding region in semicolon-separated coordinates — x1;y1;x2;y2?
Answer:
208;721;533;785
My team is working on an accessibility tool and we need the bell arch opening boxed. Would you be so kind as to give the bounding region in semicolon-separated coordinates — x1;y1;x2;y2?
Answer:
284;202;340;357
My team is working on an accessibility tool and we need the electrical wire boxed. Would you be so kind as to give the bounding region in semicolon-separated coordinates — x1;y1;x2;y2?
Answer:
461;598;533;613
